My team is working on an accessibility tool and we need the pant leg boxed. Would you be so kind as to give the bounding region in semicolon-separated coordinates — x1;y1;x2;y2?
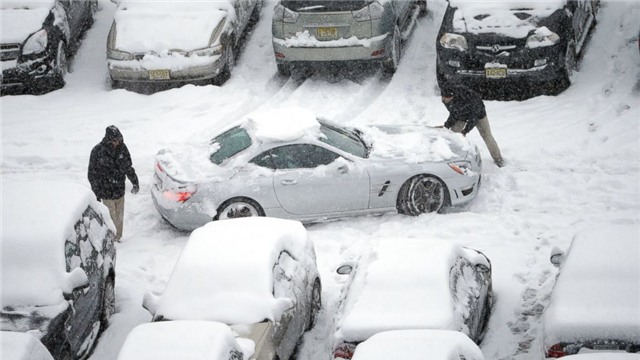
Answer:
449;120;467;133
475;116;503;163
102;197;124;240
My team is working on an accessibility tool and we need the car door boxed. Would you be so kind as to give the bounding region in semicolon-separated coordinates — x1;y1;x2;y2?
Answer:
267;144;370;216
57;0;87;41
272;251;305;359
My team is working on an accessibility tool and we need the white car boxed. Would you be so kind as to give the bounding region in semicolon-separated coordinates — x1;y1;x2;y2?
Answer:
117;321;250;360
351;329;485;360
332;237;493;359
145;217;321;360
107;0;261;89
543;225;640;357
151;107;481;230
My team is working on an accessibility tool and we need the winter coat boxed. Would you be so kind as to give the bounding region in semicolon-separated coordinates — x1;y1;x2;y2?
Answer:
88;137;139;200
443;85;487;135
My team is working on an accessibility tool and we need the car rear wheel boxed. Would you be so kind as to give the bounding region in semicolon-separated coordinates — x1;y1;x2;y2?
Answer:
215;197;265;220
306;279;322;331
277;63;291;77
397;175;447;215
382;26;401;74
552;40;576;94
101;276;115;331
215;36;235;85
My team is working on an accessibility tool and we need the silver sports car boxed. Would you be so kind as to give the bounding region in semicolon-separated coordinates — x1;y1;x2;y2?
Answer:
151;108;482;231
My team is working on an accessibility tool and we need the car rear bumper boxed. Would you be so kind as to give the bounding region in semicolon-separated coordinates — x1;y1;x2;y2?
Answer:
272;34;390;62
151;186;212;231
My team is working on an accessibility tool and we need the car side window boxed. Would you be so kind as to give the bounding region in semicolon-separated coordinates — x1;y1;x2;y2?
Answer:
270;144;339;169
250;151;276;169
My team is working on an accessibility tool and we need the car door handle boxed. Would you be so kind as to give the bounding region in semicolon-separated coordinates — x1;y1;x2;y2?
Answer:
280;179;297;185
338;165;349;174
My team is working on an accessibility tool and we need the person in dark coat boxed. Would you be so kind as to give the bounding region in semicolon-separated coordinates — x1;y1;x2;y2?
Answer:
88;125;139;241
440;84;505;167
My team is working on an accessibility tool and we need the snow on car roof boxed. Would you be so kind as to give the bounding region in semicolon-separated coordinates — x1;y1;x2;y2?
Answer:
352;329;485;360
1;180;101;307
114;0;232;53
543;225;640;345
242;107;322;143
117;321;248;360
155;217;315;325
335;238;474;342
448;0;566;38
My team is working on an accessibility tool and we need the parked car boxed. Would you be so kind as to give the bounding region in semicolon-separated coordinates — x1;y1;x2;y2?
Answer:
560;355;640;360
1;180;117;360
1;0;95;95
1;331;55;360
332;237;493;359
151;107;481;231
542;225;640;358
106;0;261;89
351;329;485;360
435;0;598;93
271;0;427;76
117;321;249;360
144;217;322;360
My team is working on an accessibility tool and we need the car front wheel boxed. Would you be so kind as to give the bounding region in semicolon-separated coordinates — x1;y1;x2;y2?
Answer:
382;26;401;74
397;175;447;215
215;197;265;220
51;40;68;90
101;276;115;330
306;279;322;331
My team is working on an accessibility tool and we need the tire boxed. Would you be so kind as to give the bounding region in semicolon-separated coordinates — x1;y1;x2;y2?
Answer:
306;279;322;331
475;283;493;343
277;63;291;77
215;37;235;85
250;0;262;24
552;40;576;94
51;41;68;90
382;26;401;74
100;276;115;331
214;197;265;220
397;175;448;216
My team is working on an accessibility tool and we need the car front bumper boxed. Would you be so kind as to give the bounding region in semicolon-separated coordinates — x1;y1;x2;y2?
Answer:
1;56;57;94
107;54;225;85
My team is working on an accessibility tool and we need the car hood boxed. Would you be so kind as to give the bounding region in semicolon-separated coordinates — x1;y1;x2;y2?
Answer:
448;1;565;38
113;1;232;53
365;125;471;163
1;4;52;44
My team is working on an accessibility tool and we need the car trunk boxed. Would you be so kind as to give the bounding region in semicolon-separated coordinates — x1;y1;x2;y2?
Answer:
280;1;373;41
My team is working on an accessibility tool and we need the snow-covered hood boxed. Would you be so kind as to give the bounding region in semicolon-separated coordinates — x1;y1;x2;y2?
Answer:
449;0;566;38
113;1;233;53
1;2;52;44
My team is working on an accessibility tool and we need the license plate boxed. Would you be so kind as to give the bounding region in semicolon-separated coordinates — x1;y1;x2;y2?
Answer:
485;67;507;79
148;69;170;80
317;27;337;39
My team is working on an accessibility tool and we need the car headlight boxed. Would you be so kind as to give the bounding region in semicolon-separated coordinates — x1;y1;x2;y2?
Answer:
439;33;468;51
273;4;299;23
352;1;384;21
107;48;133;61
525;28;560;48
23;29;48;55
188;45;223;57
448;161;472;175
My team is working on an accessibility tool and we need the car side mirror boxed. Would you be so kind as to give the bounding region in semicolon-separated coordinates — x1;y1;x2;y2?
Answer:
550;246;565;267
336;264;353;275
475;263;490;273
63;268;89;294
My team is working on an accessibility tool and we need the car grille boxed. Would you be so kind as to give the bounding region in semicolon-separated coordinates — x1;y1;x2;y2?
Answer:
1;44;21;61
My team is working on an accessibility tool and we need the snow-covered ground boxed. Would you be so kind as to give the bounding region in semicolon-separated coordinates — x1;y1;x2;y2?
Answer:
2;0;639;359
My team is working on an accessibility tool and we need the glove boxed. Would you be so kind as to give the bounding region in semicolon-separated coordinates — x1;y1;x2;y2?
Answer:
131;184;140;194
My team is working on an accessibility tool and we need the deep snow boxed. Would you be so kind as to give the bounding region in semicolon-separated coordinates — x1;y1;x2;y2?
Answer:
1;0;639;359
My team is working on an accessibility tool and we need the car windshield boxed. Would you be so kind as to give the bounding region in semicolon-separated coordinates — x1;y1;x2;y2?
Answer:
319;122;368;158
209;126;252;165
281;0;372;12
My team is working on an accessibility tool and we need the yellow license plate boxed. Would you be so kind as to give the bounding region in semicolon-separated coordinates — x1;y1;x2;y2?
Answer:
485;68;507;79
148;69;170;80
317;27;338;38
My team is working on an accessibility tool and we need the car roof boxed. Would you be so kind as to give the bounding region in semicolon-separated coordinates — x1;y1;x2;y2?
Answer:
336;237;486;342
117;321;245;360
156;217;316;324
543;225;640;345
352;329;485;360
1;180;101;306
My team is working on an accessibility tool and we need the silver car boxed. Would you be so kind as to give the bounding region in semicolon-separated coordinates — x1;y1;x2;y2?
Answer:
107;0;261;89
151;108;481;231
271;0;427;76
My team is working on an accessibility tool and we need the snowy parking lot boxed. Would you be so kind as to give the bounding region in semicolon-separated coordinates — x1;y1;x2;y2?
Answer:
2;0;639;359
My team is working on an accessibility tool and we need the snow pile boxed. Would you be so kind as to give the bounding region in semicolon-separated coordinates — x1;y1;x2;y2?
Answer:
243;107;321;143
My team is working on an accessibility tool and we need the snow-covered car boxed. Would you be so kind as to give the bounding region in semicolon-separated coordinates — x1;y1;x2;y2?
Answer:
106;0;261;89
1;180;117;360
436;0;599;93
542;225;640;358
151;107;481;231
117;321;249;360
145;217;322;360
1;0;95;94
271;0;427;76
1;331;55;360
560;355;640;360
332;237;493;359
351;329;485;360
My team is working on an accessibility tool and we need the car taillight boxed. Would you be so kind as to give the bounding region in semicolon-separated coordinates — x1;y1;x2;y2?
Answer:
333;343;356;359
546;344;567;358
163;190;195;203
